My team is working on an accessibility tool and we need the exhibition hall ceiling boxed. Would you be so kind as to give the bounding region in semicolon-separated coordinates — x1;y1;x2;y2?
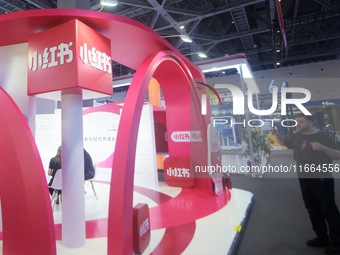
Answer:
0;0;340;78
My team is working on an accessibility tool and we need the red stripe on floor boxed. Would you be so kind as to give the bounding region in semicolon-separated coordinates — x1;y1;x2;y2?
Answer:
150;221;196;255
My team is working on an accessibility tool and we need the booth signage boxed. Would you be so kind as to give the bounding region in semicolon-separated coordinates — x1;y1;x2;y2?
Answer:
28;19;113;96
133;203;151;254
29;42;74;71
171;131;202;142
164;157;194;188
79;42;111;73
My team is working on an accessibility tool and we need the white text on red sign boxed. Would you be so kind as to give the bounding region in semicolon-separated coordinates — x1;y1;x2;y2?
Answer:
171;131;202;142
139;218;150;238
29;42;74;71
29;42;112;74
79;43;112;73
166;167;190;178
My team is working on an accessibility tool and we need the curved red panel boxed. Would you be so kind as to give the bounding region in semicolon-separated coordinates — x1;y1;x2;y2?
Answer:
0;88;56;255
150;222;196;255
0;9;203;78
108;51;210;254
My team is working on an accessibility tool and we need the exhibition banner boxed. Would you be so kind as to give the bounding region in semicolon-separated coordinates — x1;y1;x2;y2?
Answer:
35;102;158;189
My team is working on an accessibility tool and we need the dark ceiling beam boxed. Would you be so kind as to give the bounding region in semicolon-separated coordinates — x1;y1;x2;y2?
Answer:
222;22;234;36
163;6;201;17
288;32;340;47
249;49;340;69
150;9;161;29
249;60;273;68
229;6;247;53
174;28;271;58
281;0;294;16
200;27;271;46
209;45;272;57
175;26;270;46
268;0;276;22
119;8;154;19
244;46;273;55
245;9;271;26
166;0;182;4
266;0;276;71
282;49;340;63
197;17;216;36
293;0;299;18
150;14;161;29
289;0;300;40
305;24;319;35
283;9;340;28
205;42;220;53
154;0;266;32
312;0;334;10
188;20;202;35
23;0;50;9
0;0;22;12
178;28;271;59
147;0;204;54
254;34;272;48
0;7;10;13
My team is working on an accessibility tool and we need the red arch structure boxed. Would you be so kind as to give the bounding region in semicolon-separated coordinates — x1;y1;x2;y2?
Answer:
108;50;211;254
0;9;212;254
0;88;56;255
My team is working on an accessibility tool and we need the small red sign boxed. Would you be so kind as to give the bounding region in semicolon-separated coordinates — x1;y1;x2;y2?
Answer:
133;203;151;254
164;157;194;188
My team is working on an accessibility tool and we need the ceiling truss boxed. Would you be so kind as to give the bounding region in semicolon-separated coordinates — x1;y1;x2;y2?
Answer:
0;0;339;78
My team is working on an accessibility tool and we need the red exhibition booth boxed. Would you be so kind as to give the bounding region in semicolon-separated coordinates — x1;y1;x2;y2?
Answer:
0;9;242;255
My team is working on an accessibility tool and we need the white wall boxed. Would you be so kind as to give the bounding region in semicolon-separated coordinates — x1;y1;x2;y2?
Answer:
0;43;30;117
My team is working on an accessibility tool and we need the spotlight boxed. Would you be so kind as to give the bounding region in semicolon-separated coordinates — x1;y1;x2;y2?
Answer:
100;0;118;7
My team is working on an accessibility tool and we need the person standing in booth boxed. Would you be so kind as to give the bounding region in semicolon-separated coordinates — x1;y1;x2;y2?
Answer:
284;113;340;255
48;146;62;203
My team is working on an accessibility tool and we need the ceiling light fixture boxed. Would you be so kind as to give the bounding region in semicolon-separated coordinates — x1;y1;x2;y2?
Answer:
100;0;118;7
185;52;207;58
197;52;208;58
162;34;193;43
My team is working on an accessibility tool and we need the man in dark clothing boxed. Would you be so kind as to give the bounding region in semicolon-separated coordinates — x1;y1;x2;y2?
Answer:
285;113;340;255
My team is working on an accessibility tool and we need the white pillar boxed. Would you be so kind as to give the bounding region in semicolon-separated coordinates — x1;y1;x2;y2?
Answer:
61;91;85;248
28;95;36;138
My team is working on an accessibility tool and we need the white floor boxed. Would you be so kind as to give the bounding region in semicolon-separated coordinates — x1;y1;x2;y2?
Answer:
54;183;253;255
0;180;253;255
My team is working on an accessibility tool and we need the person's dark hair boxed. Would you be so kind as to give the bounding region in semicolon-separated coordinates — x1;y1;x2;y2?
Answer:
53;146;62;165
294;113;314;122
